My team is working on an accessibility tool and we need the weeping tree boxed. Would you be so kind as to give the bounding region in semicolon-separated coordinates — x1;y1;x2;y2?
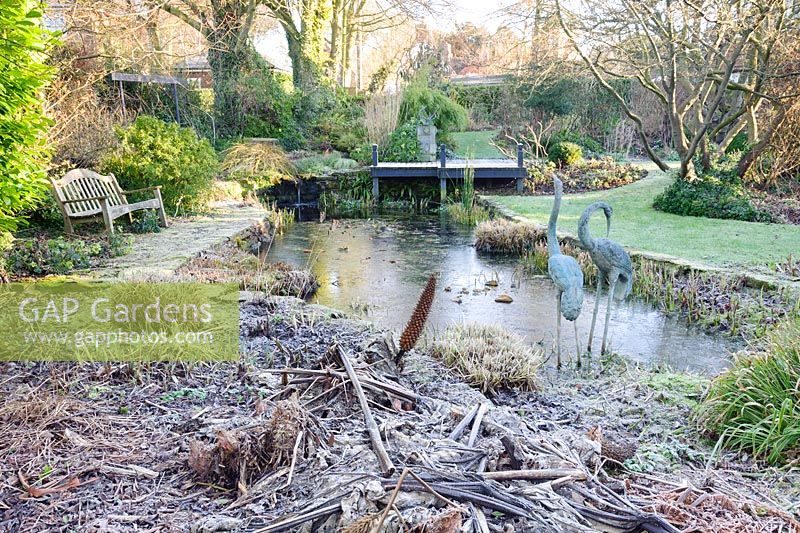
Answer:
555;0;799;180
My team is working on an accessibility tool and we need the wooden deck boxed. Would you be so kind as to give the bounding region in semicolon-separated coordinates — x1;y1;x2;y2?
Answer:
370;144;526;200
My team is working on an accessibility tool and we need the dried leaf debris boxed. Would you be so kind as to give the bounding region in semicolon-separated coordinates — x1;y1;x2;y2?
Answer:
0;295;797;532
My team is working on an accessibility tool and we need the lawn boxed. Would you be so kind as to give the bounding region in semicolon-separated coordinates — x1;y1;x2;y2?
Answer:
485;164;800;269
451;130;506;159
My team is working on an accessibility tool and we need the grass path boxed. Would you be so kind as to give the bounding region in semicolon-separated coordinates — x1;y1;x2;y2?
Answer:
485;164;800;270
88;201;266;280
451;130;506;159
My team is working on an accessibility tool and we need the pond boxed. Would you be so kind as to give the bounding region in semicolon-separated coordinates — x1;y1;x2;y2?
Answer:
267;212;738;374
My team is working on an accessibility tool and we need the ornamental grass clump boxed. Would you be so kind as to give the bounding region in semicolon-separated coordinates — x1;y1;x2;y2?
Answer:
474;219;542;254
697;316;800;464
432;323;543;393
222;142;296;192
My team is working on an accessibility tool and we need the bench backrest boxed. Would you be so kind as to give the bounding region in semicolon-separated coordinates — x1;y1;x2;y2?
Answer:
50;169;128;217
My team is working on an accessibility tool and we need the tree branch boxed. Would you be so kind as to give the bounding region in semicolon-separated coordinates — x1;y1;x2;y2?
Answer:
160;2;207;36
555;0;668;172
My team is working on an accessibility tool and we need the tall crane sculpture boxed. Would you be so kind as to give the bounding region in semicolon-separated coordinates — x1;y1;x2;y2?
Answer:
578;202;633;355
547;177;584;368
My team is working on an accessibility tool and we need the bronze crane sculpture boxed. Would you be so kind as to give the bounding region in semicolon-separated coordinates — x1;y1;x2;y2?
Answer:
578;202;633;355
547;177;584;368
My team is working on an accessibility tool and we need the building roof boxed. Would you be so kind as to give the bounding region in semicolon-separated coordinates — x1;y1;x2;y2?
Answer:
449;74;511;86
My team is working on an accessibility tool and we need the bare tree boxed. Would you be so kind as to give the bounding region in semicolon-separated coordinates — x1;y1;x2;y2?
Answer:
555;0;799;179
329;0;436;87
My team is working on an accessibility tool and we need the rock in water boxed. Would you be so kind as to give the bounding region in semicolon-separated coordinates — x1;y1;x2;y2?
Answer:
495;294;513;303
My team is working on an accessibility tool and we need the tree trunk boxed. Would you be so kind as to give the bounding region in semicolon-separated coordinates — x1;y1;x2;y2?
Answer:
680;157;698;182
207;30;262;137
342;23;353;86
699;135;711;173
286;30;320;90
329;0;342;79
738;106;786;178
171;0;261;138
356;30;362;90
144;15;165;71
339;9;350;86
746;104;760;143
280;0;329;90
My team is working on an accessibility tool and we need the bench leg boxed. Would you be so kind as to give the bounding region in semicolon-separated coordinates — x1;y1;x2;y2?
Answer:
154;188;168;227
101;199;114;235
63;217;74;235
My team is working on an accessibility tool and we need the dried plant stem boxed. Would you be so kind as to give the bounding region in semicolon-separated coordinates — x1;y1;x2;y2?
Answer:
482;469;586;482
399;274;437;354
336;345;395;476
370;467;409;533
467;403;489;447
448;403;481;441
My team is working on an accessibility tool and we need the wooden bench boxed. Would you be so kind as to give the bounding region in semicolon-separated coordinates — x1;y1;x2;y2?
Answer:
50;169;168;234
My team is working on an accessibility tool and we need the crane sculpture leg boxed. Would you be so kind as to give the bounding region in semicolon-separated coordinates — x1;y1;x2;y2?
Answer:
587;275;603;354
556;292;562;369
579;202;633;357
555;291;583;369
601;271;619;355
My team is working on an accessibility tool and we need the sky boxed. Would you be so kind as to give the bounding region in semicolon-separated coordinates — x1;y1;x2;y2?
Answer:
425;0;514;32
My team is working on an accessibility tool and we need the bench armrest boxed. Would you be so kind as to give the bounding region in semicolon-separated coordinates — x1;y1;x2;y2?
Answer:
61;195;110;204
121;186;162;194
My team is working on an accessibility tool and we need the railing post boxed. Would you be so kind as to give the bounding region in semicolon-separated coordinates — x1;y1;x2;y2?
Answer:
372;144;379;201
516;143;524;193
439;144;447;203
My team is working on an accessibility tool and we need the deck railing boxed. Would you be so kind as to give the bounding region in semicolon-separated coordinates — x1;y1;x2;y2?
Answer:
370;143;526;201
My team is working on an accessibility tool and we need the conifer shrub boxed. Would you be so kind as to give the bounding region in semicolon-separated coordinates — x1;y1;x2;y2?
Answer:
101;116;220;213
548;142;583;167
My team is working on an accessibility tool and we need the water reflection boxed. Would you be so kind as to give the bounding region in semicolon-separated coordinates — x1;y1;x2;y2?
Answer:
268;213;736;374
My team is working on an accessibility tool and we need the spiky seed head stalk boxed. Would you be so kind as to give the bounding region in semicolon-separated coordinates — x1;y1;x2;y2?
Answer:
399;274;437;355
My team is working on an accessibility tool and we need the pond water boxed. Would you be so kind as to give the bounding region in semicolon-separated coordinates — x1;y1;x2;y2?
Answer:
267;213;737;374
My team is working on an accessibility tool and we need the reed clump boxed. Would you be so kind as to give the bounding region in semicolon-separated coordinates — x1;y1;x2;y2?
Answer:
474;219;542;254
446;203;490;225
431;323;542;394
446;166;490;225
696;316;800;464
365;92;402;147
264;204;295;236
